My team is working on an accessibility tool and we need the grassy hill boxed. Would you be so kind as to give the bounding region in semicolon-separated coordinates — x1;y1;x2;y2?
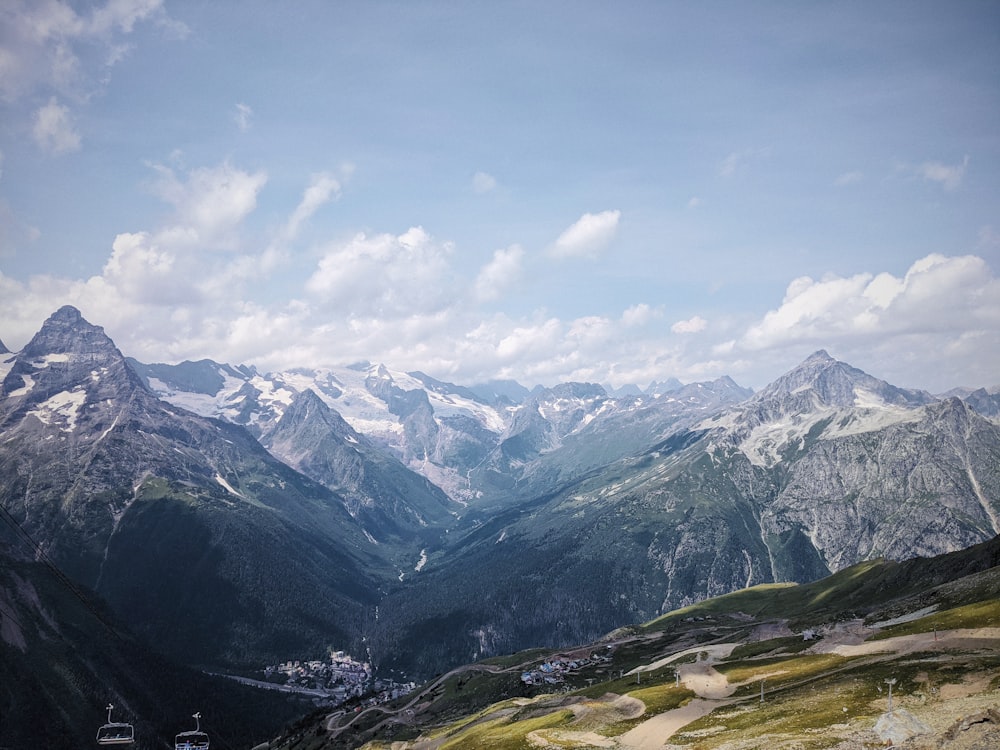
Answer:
265;535;1000;749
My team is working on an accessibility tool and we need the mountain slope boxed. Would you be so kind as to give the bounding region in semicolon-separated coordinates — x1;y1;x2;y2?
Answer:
0;537;305;750
468;377;752;506
130;359;508;501
369;352;1000;676
0;306;392;669
261;387;458;550
288;535;1000;750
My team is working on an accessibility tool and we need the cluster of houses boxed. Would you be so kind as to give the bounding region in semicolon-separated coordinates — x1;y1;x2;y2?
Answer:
263;651;374;703
520;649;614;687
261;651;414;707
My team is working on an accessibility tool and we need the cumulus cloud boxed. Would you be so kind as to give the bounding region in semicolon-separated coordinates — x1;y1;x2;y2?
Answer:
733;254;1000;389
147;161;268;248
32;97;81;154
306;227;456;318
101;231;200;305
550;209;621;259
474;244;524;302
471;171;497;194
0;140;996;397
741;254;999;351
671;315;707;334
621;303;660;327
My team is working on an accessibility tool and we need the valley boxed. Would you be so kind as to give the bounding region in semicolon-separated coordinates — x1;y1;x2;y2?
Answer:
290;537;1000;749
1;306;999;748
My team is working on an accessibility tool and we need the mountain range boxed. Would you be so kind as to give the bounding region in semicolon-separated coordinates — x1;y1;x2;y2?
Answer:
2;306;999;685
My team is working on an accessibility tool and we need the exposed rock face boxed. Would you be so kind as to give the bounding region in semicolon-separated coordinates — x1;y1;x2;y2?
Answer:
762;398;1000;574
4;310;999;681
0;307;391;670
261;387;457;547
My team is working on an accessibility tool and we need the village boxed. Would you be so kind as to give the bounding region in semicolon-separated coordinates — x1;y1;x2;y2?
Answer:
520;648;614;687
263;651;415;707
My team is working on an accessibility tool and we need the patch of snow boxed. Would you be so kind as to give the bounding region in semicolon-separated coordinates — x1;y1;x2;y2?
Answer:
158;389;223;417
27;388;87;431
98;413;120;442
695;409;739;431
250;375;295;408
363;530;378;545
496;529;507;544
822;406;920;439
30;353;71;366
6;374;34;398
214;474;245;499
414;549;428;572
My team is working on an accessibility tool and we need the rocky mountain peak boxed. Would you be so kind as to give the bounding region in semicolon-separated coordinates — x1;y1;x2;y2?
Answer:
0;337;9;355
1;306;146;402
751;350;930;412
278;387;354;435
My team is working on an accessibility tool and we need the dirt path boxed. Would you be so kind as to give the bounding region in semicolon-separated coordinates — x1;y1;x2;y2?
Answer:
627;642;739;678
609;625;1000;749
617;698;733;749
615;648;738;748
822;626;1000;658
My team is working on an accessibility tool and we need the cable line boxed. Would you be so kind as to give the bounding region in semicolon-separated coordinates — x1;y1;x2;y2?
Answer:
0;503;125;642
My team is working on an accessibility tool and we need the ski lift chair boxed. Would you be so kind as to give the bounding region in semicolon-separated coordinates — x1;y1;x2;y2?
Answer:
175;712;210;750
96;704;135;745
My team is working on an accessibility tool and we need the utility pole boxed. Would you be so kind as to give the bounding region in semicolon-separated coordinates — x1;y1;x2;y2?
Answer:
885;678;897;715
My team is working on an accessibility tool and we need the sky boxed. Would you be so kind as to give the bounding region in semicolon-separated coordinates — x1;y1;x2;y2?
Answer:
0;0;998;393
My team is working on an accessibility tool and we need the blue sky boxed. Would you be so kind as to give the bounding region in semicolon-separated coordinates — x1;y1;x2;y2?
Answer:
1;1;998;392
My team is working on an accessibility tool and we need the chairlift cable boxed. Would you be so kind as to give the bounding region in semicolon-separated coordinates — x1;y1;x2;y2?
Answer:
0;503;125;642
0;601;26;632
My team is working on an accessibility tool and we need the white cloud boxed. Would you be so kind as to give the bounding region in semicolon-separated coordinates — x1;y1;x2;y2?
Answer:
474;244;524;302
719;147;770;178
834;171;864;187
234;102;253;131
286;172;341;241
147;162;268;248
472;171;497;194
738;255;1000;388
671;315;707;334
918;156;968;191
550;209;620;259
102;231;197;305
306;227;456;318
1;131;996;398
32;97;81;154
0;0;179;102
621;303;659;327
494;318;563;362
